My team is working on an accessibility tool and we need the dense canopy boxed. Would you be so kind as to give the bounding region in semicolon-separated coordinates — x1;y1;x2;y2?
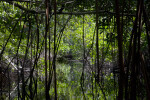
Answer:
0;0;150;100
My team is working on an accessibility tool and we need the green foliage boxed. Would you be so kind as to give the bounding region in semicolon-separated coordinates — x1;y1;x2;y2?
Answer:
0;0;149;99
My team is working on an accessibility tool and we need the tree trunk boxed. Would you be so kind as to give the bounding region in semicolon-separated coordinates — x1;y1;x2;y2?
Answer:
115;0;124;99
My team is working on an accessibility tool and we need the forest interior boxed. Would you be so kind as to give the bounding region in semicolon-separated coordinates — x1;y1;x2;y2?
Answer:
0;0;150;100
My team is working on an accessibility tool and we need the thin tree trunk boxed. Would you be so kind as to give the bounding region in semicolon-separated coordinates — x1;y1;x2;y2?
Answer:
45;0;49;99
115;0;124;99
96;0;100;83
16;18;24;100
35;14;40;99
54;0;57;99
47;0;52;99
80;15;86;100
130;1;143;99
22;16;30;99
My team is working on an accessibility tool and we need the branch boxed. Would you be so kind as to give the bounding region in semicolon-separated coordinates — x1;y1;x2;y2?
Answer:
7;1;45;13
1;0;41;3
5;1;135;16
61;11;135;16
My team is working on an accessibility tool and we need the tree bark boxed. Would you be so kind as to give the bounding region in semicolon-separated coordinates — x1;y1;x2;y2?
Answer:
45;0;50;99
54;0;57;99
115;0;124;99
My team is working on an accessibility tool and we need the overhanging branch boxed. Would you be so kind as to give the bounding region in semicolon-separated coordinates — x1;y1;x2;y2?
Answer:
7;1;45;13
4;1;135;16
61;11;135;16
1;0;42;3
